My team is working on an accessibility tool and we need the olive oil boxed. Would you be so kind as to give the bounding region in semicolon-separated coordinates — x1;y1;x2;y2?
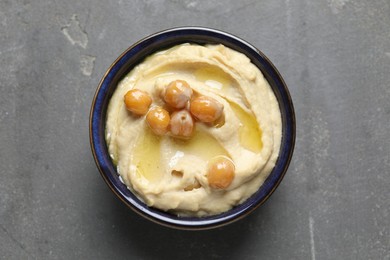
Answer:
132;127;163;182
170;130;230;162
194;66;231;90
228;101;262;153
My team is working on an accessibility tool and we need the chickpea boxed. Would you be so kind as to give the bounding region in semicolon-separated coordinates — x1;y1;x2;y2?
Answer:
190;96;224;123
207;156;235;189
169;110;195;138
164;80;193;109
124;89;152;115
146;106;170;135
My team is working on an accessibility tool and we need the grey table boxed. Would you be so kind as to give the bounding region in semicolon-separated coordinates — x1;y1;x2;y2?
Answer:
1;1;389;259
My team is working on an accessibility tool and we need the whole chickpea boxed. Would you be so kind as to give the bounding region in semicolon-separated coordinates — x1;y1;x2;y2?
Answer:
146;106;170;135
207;156;235;189
163;80;193;109
169;110;195;138
124;89;152;115
190;96;224;123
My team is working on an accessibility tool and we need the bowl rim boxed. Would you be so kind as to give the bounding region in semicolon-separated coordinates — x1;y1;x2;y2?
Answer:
89;26;296;230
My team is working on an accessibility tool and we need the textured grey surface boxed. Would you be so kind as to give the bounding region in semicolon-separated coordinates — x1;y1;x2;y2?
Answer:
0;0;389;259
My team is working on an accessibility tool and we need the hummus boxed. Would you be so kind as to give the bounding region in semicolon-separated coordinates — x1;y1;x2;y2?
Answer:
106;44;282;216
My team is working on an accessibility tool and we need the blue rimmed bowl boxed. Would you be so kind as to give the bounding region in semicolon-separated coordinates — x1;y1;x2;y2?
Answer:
90;27;295;230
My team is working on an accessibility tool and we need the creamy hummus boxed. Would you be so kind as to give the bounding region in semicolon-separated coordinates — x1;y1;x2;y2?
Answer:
106;44;282;216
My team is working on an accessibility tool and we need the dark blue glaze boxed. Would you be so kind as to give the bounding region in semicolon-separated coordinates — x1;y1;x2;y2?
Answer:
89;27;295;230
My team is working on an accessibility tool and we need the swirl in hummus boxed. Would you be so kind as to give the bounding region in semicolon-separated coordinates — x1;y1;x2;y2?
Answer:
105;44;282;217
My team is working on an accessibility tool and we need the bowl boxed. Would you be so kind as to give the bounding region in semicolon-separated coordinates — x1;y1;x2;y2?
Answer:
90;27;295;230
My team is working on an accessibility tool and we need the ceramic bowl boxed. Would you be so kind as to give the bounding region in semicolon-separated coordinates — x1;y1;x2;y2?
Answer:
90;27;295;230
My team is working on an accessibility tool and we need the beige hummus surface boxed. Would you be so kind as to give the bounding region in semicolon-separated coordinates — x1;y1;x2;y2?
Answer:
106;44;282;216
